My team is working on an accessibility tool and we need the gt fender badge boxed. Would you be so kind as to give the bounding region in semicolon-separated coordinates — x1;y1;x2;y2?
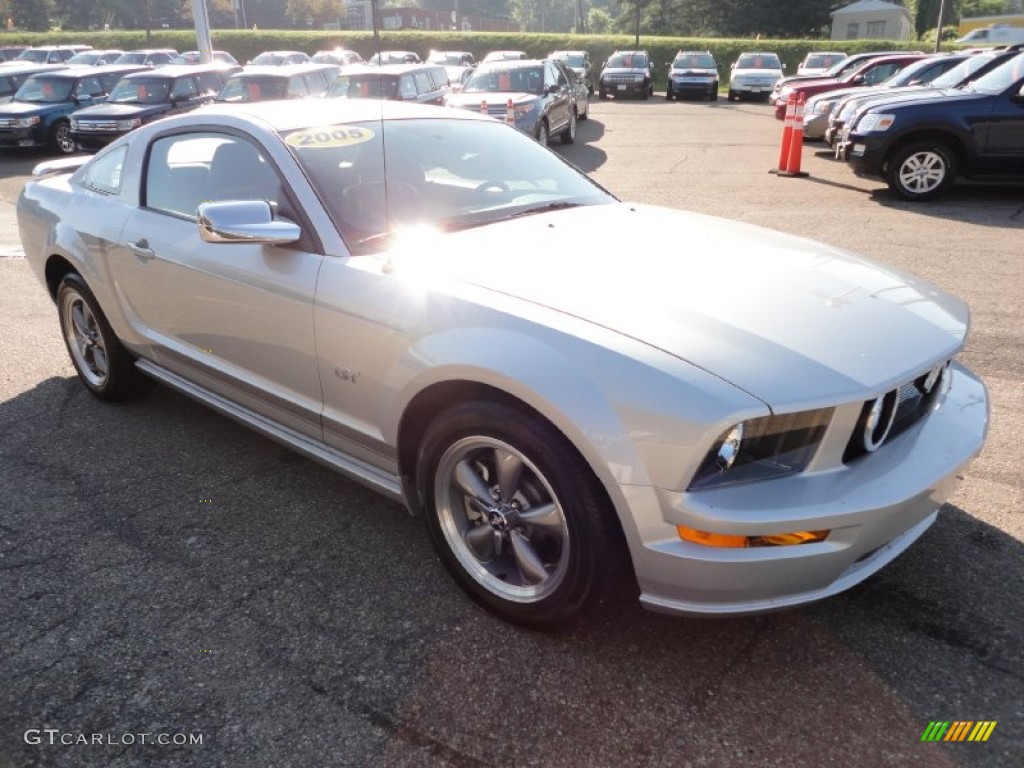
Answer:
334;365;360;383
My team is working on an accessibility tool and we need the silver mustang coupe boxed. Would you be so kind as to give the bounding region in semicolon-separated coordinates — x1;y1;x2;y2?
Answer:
17;100;989;628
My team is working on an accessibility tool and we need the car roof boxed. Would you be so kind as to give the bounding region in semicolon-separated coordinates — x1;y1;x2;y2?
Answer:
231;63;338;77
192;98;491;132
34;64;149;80
122;64;238;80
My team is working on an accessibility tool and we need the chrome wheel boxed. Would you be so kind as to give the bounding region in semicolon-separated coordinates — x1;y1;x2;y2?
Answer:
53;123;75;155
61;289;108;387
896;151;947;196
434;436;570;603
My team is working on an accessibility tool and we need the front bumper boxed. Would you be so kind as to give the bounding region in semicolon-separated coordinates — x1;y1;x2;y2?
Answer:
668;79;717;97
844;131;889;177
0;127;46;148
601;79;646;96
623;364;988;616
71;130;122;151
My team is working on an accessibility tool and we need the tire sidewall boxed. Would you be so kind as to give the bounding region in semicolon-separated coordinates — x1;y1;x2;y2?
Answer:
417;402;603;628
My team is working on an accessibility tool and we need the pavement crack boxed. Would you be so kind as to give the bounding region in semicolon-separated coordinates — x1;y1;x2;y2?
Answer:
358;703;492;768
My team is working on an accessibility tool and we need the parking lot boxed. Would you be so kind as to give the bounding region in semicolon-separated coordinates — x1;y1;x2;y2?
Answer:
1;97;1021;768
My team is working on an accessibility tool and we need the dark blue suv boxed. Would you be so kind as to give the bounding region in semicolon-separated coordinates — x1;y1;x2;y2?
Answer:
70;64;239;151
0;65;146;154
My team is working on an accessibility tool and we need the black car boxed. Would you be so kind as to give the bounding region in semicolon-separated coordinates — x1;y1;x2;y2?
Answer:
598;50;654;100
844;51;1024;200
70;64;239;151
666;51;719;101
0;65;146;154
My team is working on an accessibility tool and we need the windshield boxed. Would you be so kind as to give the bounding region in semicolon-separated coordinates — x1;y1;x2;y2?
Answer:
216;76;288;102
964;52;1024;94
17;50;51;63
885;57;945;87
804;53;844;70
428;52;468;65
464;64;544;94
67;53;101;65
16;76;73;103
735;54;780;70
115;53;150;64
284;117;613;255
606;53;647;69
330;73;401;100
554;53;585;67
830;57;868;78
108;78;170;104
673;54;715;69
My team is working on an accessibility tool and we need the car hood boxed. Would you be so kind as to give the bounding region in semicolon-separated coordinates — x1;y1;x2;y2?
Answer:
0;101;60;116
878;87;993;111
447;92;539;108
401;203;966;408
73;102;167;119
850;86;969;113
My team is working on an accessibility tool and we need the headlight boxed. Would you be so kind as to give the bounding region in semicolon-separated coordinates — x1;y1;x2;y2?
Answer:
13;116;40;128
633;74;644;83
814;100;834;114
116;118;142;131
839;103;855;121
688;408;833;490
856;113;896;133
69;118;79;129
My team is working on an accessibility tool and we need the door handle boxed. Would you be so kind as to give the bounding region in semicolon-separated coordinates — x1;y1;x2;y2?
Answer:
127;239;155;261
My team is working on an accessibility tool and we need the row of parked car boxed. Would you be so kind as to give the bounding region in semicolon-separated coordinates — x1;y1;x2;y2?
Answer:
768;46;1024;200
0;46;599;155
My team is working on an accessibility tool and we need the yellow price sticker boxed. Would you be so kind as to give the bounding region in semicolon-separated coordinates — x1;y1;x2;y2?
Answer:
285;125;376;149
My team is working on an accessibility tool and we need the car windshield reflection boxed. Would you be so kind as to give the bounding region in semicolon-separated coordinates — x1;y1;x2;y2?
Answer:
283;118;613;254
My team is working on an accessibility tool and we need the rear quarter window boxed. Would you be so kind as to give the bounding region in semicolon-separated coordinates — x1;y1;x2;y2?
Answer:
81;146;127;196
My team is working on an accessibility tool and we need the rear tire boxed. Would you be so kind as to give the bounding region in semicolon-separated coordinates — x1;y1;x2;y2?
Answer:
57;274;151;401
417;401;631;629
560;109;576;145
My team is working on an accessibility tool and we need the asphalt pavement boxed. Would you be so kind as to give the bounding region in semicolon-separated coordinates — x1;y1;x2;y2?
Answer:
1;98;1021;768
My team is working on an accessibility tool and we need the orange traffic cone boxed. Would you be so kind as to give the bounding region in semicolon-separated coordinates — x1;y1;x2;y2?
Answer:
506;98;515;126
779;95;809;178
773;95;795;174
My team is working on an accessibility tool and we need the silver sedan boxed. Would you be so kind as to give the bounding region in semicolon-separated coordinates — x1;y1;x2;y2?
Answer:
17;100;989;628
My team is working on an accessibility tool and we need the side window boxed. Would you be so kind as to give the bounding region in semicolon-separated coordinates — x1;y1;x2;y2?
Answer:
198;71;222;95
98;73;124;93
399;74;417;100
304;72;327;96
286;76;307;98
74;77;103;98
82;146;127;196
544;63;557;89
171;77;199;100
428;66;449;89
413;70;433;95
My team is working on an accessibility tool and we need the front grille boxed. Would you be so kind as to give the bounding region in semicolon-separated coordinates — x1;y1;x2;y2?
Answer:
0;119;16;129
74;121;118;132
843;361;950;463
604;74;641;84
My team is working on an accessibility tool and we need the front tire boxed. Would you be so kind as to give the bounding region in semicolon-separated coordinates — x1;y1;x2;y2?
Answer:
885;141;957;201
417;401;629;629
51;121;76;155
57;274;150;401
535;119;549;147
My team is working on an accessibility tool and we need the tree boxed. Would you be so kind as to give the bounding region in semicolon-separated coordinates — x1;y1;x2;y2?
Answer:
10;0;53;30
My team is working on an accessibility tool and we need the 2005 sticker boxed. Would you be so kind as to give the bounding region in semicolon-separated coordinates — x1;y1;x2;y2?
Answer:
285;126;375;148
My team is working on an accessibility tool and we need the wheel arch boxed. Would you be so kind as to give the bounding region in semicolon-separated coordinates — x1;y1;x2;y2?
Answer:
44;253;77;301
397;378;637;583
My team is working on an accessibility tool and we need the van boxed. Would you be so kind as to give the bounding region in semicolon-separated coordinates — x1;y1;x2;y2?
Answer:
956;25;1024;45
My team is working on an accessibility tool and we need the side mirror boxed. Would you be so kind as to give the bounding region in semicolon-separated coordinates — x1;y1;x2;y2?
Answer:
547;83;560;94
75;94;93;104
852;75;864;84
197;200;301;245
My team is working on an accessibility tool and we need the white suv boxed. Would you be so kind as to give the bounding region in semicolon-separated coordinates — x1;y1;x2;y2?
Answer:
728;52;784;102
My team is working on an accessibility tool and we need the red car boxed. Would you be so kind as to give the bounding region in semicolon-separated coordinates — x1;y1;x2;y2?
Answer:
774;54;927;119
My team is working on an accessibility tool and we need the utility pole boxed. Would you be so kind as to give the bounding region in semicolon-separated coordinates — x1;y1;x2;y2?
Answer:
934;0;949;53
191;0;214;64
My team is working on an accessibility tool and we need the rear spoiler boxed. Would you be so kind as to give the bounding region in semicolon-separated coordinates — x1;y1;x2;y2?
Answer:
32;156;89;178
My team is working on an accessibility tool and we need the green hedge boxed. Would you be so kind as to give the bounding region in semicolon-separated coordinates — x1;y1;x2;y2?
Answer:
1;30;932;87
